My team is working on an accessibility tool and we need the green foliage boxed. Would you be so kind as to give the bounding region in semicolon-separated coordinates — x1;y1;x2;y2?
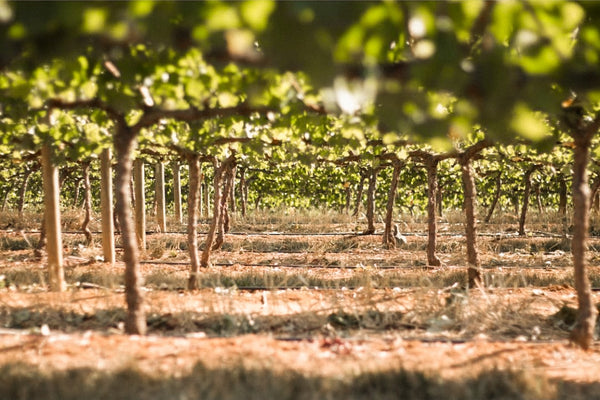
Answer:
1;1;600;214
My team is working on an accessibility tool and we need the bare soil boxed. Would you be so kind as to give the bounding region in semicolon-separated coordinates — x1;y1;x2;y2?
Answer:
0;216;599;399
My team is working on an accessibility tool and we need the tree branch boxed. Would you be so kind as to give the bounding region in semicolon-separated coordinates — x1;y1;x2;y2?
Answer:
46;98;125;126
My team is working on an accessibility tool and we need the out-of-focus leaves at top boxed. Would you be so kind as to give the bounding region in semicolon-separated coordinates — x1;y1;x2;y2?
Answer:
2;0;600;148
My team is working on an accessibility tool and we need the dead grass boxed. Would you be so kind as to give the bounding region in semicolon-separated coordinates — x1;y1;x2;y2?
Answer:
0;360;566;400
0;208;599;399
0;283;579;341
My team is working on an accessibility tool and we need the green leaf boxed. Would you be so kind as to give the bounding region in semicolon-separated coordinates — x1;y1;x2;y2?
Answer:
241;0;275;32
510;103;551;141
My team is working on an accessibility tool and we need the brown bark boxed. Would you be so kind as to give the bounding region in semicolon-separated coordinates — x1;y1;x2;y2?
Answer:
353;169;367;217
81;162;93;246
223;206;230;234
383;161;402;249
1;185;12;211
558;177;568;216
588;175;600;213
114;127;146;335
100;148;115;264
58;170;69;189
187;155;202;290
460;159;481;288
198;169;204;218
569;134;597;349
133;159;146;250
558;177;569;237
436;180;443;218
73;178;82;207
484;172;502;223
34;209;46;258
518;166;538;236
535;184;543;213
17;167;34;216
173;161;182;225
200;159;226;268
130;175;136;210
426;158;442;266
213;161;235;250
155;161;167;232
239;167;247;217
202;177;209;219
229;164;237;213
344;185;352;215
42;143;66;292
254;194;262;210
364;167;378;234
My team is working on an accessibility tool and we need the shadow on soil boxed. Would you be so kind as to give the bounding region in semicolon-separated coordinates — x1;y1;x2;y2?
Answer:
0;303;575;339
0;361;595;400
0;306;413;336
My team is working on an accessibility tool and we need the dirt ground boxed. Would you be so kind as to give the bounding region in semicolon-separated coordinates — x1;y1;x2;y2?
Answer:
0;221;599;399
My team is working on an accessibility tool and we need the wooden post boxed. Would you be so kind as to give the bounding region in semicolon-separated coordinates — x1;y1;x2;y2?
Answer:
155;161;166;232
134;159;146;250
41;143;65;292
100;148;115;264
172;160;182;225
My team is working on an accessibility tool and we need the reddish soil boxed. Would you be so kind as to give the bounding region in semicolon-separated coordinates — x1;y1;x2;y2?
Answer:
0;226;599;396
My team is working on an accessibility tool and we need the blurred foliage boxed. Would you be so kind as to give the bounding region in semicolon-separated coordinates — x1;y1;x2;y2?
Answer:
0;0;600;212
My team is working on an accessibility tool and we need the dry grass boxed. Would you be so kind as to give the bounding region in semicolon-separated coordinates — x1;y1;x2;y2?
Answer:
0;360;567;400
0;208;599;399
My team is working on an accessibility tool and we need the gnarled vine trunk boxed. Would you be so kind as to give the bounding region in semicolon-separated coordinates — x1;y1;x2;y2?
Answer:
534;184;543;213
202;172;210;219
73;179;82;207
34;209;46;259
344;184;352;215
187;155;202;290
100;148;115;264
173;161;182;225
364;167;378;235
229;164;237;214
239;167;247;217
213;160;235;250
436;178;443;218
155;161;167;233
353;169;367;217
558;177;568;216
17;167;34;216
383;161;402;249
1;184;13;211
425;158;442;266
569;134;597;349
200;158;227;268
133;159;146;250
114;126;146;335
460;159;481;288
518;166;537;236
81;162;93;246
485;172;502;223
